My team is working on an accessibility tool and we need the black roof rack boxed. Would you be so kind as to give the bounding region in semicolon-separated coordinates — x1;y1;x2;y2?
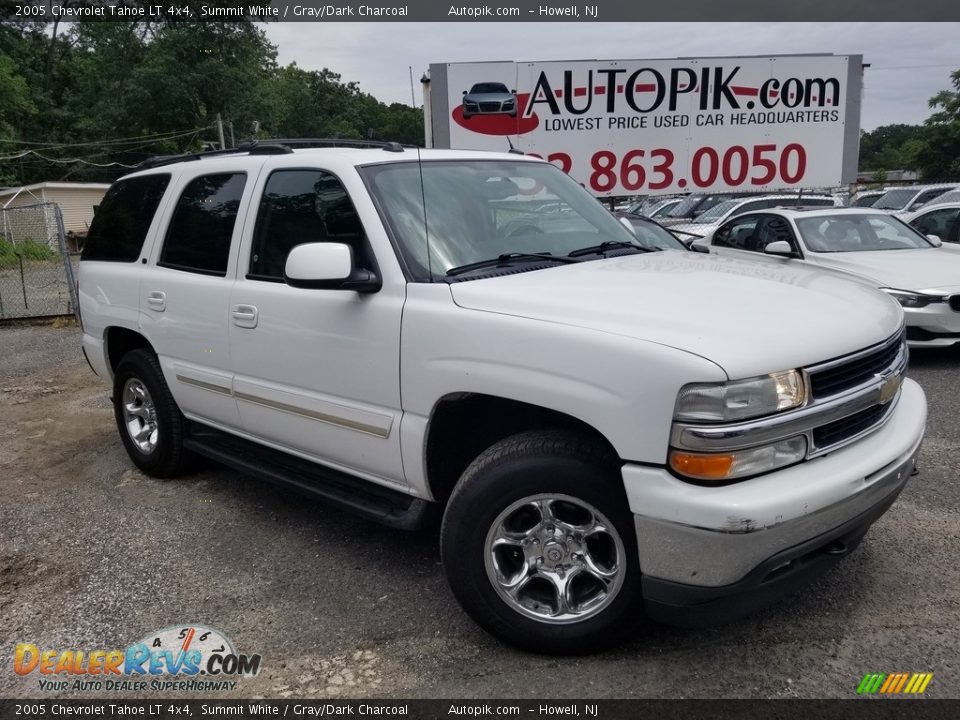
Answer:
137;137;418;170
260;138;416;152
137;141;292;170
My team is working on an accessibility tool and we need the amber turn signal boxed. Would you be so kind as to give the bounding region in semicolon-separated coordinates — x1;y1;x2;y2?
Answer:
669;451;735;481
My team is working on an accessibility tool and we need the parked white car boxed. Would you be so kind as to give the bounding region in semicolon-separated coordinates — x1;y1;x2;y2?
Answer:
78;144;925;652
672;194;837;242
904;203;960;245
694;207;960;347
872;185;958;216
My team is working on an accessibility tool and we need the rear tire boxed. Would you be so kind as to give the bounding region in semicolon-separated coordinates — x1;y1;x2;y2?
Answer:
441;430;640;654
112;349;193;478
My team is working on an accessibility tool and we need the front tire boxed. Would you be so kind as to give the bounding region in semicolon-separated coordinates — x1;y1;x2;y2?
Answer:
112;349;193;478
441;430;640;654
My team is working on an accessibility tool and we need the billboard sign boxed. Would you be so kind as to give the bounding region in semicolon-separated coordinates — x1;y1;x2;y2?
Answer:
428;55;863;195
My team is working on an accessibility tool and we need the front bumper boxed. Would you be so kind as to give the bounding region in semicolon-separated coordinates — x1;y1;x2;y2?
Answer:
904;302;960;347
622;378;926;626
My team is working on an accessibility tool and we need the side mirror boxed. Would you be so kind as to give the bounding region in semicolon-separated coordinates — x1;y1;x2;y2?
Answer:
764;240;795;257
689;243;709;253
462;90;467;95
927;234;943;247
510;89;516;94
284;242;380;293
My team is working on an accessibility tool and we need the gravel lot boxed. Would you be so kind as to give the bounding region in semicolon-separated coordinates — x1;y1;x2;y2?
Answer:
1;323;958;699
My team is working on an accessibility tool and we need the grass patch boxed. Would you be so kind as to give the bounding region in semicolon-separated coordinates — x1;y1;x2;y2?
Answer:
0;238;56;268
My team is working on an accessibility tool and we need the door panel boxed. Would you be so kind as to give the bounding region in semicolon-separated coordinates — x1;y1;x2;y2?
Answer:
140;171;249;429
228;168;406;487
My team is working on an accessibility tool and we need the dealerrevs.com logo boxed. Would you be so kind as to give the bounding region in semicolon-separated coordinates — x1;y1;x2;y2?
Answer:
14;624;262;692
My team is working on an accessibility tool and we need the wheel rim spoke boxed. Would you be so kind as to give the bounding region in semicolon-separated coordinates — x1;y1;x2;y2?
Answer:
484;493;626;625
122;379;158;454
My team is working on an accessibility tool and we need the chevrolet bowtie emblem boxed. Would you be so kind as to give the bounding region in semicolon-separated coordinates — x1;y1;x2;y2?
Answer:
879;373;902;404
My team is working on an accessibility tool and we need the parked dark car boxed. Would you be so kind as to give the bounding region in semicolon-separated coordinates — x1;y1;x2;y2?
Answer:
462;82;517;118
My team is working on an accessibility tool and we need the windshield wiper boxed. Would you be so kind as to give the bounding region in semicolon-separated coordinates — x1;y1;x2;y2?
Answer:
446;252;579;277
566;240;658;258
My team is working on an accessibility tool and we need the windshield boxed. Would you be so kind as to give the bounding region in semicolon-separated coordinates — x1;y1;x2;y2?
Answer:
851;193;882;207
689;199;740;224
665;195;703;218
618;216;686;250
470;83;509;94
650;200;680;217
361;159;639;279
795;213;935;253
873;188;916;210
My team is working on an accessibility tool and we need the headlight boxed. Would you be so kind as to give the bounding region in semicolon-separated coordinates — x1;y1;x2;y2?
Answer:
670;436;807;482
881;288;944;308
674;369;806;423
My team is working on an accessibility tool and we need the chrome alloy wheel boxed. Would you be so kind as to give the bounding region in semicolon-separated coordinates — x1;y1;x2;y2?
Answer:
122;378;159;454
484;494;626;624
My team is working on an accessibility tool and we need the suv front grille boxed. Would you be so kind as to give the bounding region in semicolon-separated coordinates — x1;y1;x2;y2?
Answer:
812;404;889;449
807;330;905;399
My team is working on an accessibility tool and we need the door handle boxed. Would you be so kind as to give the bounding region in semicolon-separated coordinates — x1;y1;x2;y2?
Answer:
146;291;166;312
232;304;258;329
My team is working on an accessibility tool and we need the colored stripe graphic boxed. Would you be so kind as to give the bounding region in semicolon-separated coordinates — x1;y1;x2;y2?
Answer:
857;673;932;694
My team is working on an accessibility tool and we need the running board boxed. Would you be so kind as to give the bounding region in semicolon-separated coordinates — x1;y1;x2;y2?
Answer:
184;423;432;531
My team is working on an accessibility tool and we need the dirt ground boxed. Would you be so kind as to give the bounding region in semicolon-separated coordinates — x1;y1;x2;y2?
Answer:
1;324;959;699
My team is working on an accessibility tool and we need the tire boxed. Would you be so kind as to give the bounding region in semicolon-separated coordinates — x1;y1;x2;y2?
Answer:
112;348;193;478
441;430;641;654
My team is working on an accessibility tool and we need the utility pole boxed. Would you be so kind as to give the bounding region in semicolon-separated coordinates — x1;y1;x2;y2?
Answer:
409;66;416;107
216;113;226;150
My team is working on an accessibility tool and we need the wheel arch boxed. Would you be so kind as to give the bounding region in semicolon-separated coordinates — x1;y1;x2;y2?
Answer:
105;326;155;375
424;392;620;506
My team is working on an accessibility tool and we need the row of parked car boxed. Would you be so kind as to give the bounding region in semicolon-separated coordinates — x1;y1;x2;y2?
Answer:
616;192;960;348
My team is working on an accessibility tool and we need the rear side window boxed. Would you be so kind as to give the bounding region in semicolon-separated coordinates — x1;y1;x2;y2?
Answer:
81;174;170;262
159;173;246;276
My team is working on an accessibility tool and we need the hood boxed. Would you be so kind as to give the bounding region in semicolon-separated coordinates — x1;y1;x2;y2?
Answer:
449;252;903;379
808;246;960;293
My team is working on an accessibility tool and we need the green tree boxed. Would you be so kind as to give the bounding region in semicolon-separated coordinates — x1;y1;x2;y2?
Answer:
0;20;423;186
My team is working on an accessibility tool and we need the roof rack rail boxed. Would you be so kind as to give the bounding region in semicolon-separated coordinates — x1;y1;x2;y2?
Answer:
136;137;418;170
137;141;293;170
259;138;417;152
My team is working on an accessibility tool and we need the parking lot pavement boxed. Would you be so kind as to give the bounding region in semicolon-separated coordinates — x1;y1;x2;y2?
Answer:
1;324;958;699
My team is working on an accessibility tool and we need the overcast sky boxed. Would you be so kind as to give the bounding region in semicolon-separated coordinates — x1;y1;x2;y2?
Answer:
264;22;959;130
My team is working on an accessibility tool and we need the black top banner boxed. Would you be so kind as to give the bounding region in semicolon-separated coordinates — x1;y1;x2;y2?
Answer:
2;0;959;21
2;700;960;720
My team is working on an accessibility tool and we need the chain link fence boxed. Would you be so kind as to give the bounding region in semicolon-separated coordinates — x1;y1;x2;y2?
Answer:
0;202;79;320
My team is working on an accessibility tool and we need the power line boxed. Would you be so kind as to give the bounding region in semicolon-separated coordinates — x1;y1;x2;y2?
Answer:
0;126;213;150
0;129;207;167
868;64;958;71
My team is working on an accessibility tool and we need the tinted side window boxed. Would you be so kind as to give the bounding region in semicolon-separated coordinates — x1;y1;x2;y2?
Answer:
159;173;246;276
713;216;759;249
82;174;170;262
753;216;798;252
249;170;368;281
915;189;949;206
911;207;960;238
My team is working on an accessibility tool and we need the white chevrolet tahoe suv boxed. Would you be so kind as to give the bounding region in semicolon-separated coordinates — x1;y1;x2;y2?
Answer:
78;143;927;653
